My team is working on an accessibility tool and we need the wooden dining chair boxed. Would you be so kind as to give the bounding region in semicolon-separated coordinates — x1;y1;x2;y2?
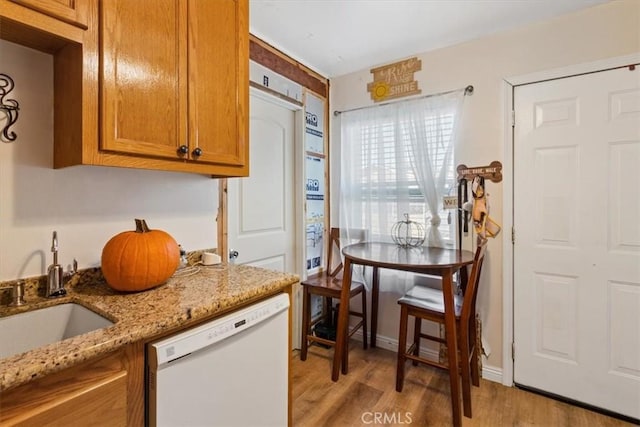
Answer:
300;228;368;377
395;241;487;419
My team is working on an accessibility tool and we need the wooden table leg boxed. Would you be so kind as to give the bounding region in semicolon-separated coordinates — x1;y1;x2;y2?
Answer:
442;269;462;427
332;257;352;382
371;266;379;348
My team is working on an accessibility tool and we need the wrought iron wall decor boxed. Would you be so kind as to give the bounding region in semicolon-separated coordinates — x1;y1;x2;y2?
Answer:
0;73;20;142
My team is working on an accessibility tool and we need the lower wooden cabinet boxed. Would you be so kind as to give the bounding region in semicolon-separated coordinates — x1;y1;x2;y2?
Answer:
0;343;144;427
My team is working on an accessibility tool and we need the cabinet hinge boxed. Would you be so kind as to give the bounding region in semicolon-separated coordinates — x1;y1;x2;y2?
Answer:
511;110;515;128
511;227;515;244
512;342;516;360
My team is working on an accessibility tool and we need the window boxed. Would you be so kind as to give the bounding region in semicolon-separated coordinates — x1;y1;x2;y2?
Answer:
340;92;464;247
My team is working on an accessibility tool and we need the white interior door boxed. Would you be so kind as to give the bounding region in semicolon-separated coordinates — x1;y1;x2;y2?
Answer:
513;66;640;419
228;93;297;272
228;92;302;348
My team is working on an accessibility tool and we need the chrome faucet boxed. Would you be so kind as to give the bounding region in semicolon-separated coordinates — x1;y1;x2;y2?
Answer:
46;231;77;298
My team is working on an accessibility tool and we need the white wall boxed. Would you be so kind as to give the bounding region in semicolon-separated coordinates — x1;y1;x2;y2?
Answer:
330;0;640;371
0;40;218;281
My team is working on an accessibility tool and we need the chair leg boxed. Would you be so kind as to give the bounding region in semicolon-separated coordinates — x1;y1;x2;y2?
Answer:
341;298;350;375
336;299;351;375
342;333;349;375
412;316;421;366
300;287;310;361
396;305;409;392
325;296;334;326
470;316;480;387
361;289;368;350
459;328;473;418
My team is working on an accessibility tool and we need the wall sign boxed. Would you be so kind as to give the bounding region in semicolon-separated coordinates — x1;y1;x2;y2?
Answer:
367;57;421;102
457;161;503;183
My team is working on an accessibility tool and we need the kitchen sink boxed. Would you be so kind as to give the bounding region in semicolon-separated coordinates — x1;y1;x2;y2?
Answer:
0;303;114;359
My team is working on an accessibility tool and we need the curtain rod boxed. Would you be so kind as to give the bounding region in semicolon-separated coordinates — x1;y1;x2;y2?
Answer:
333;84;473;117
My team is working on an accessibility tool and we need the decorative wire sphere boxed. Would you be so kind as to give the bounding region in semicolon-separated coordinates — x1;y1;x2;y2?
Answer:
391;213;425;248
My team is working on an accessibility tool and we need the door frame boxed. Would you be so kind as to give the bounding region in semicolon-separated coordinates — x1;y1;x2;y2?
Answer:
502;52;640;387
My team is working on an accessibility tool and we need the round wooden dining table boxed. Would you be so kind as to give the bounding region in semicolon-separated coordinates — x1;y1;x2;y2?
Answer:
336;242;475;427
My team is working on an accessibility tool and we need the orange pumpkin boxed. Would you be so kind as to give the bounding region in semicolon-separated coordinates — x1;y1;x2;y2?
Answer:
101;219;180;292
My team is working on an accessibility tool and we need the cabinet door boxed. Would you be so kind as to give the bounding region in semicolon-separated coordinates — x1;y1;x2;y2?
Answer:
10;0;88;28
188;0;248;168
100;0;188;160
0;351;130;426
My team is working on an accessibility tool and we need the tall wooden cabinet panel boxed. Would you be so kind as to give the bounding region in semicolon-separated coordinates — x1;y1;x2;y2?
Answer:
100;0;187;160
10;0;88;28
99;0;248;172
188;0;247;167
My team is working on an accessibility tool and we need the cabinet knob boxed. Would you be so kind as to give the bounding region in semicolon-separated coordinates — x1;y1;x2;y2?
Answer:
192;147;203;157
177;145;189;155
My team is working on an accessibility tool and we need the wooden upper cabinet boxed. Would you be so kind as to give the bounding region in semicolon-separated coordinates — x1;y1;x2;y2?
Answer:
188;0;247;167
100;0;248;173
100;0;187;161
10;0;88;28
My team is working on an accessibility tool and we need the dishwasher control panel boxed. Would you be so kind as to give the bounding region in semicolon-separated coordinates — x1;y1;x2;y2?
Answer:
149;293;290;366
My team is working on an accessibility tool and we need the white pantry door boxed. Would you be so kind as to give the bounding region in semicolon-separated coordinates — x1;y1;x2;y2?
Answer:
513;66;640;419
228;93;297;273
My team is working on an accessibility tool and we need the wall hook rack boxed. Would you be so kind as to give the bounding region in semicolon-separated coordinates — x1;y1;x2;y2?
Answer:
0;73;20;142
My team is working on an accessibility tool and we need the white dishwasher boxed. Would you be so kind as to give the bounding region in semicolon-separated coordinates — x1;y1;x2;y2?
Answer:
147;293;290;427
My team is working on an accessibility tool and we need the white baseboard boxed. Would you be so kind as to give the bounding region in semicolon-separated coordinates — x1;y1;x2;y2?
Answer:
352;329;441;362
352;330;505;384
480;364;503;384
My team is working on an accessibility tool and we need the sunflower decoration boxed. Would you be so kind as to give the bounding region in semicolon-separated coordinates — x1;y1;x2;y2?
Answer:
370;81;390;102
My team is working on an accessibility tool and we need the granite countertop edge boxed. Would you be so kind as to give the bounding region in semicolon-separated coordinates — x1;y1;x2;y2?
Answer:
0;264;299;393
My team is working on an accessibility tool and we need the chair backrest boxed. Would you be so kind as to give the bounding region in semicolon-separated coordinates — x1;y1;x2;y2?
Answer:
327;228;367;277
459;241;488;327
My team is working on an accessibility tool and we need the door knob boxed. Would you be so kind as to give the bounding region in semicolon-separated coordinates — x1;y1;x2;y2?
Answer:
177;145;189;155
192;147;202;157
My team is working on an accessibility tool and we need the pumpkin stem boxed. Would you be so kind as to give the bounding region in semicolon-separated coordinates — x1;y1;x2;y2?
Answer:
134;219;150;233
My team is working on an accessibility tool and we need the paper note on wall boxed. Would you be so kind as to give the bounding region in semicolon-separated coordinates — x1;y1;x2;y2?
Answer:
306;155;325;271
305;93;324;154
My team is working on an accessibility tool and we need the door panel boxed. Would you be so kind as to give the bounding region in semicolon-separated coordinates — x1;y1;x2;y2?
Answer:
239;123;285;233
609;142;640;252
228;94;296;273
514;66;640;419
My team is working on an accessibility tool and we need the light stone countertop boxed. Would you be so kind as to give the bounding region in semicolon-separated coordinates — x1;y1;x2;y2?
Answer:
0;264;299;392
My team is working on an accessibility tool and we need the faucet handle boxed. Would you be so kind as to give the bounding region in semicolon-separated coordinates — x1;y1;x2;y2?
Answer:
9;282;26;307
62;258;78;284
51;231;58;253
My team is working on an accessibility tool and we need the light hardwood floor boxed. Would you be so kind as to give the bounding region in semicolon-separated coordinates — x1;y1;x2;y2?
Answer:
292;344;636;427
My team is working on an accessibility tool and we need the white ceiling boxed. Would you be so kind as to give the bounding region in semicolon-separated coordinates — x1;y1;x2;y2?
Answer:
250;0;609;78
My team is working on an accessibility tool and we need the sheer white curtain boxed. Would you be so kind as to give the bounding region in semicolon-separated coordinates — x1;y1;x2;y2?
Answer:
338;90;466;289
400;91;464;247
